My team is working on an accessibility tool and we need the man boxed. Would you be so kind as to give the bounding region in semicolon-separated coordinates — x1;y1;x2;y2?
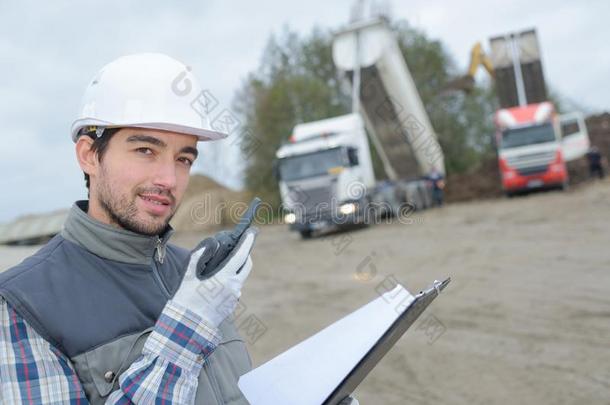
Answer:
0;53;259;404
428;168;445;207
0;53;358;405
586;145;605;179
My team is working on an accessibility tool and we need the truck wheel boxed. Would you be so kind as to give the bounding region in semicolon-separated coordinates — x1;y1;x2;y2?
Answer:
300;230;313;239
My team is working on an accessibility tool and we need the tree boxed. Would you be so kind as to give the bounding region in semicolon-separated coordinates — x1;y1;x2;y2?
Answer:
233;27;350;204
233;20;496;203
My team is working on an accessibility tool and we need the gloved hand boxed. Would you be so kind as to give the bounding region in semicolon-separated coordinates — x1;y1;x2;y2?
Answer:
172;227;257;328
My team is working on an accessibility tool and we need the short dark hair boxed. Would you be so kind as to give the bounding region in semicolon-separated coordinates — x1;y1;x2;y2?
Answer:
80;127;121;195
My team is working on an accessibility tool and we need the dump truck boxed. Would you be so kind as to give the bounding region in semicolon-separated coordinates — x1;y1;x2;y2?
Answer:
488;29;590;195
445;29;590;195
275;18;444;238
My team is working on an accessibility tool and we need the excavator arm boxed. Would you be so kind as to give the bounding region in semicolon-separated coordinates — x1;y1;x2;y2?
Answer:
444;42;495;93
468;42;494;78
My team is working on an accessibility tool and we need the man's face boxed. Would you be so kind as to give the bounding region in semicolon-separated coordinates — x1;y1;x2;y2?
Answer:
90;128;198;236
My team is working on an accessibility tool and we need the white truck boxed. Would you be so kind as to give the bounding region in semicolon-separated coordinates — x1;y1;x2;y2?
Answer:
275;18;445;238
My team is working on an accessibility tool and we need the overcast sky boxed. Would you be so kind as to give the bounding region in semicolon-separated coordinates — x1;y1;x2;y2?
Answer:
1;0;608;223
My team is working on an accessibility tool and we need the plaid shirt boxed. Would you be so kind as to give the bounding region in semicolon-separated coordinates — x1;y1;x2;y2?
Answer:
0;298;220;404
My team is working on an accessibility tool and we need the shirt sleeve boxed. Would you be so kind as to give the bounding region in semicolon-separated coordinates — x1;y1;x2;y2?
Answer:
0;297;221;404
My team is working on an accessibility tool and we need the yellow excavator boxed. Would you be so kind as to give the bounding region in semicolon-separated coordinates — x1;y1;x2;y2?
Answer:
444;42;494;93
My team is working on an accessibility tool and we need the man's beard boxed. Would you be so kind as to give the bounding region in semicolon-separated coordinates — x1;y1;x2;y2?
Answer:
96;170;176;236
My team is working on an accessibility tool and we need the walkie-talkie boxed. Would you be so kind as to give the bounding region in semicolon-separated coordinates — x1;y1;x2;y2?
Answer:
195;197;261;280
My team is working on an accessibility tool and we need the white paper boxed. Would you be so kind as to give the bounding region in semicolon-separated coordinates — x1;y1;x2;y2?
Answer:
238;284;415;405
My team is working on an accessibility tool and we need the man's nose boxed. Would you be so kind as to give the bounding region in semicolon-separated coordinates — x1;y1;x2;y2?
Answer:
152;159;178;191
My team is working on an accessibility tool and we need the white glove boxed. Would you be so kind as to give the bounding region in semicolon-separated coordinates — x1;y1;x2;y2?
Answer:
173;228;257;328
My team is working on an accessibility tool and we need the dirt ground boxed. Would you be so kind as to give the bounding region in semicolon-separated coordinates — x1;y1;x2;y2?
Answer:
2;179;609;404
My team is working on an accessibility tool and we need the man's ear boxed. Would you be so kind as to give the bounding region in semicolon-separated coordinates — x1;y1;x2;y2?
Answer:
75;136;99;178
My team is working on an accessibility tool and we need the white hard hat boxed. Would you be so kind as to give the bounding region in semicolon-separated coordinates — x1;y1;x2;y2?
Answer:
71;53;228;142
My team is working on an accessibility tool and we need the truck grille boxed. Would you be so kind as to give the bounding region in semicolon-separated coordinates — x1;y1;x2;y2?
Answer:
506;151;555;169
517;165;549;176
288;185;333;215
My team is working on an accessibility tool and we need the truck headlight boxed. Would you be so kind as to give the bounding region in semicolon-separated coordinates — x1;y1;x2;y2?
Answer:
503;171;516;179
550;163;564;173
339;203;356;215
284;213;296;224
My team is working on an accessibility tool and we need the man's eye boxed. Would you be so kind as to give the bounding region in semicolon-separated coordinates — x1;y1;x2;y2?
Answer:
136;147;153;155
179;157;194;167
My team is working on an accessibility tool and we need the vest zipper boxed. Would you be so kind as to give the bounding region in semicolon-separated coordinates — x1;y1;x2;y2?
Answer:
155;237;166;264
152;237;171;297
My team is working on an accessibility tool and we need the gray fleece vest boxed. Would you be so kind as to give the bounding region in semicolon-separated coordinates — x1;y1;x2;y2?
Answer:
0;201;252;404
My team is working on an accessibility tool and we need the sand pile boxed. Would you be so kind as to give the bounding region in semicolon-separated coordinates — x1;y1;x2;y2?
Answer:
444;157;503;202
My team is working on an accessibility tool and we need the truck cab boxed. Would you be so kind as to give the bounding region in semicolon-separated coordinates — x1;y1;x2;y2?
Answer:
496;102;568;194
276;114;375;238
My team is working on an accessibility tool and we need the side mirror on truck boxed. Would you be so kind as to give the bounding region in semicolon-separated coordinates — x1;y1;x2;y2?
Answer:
347;147;359;166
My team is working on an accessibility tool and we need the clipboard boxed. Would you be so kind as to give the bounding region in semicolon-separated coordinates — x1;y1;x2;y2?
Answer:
323;278;451;405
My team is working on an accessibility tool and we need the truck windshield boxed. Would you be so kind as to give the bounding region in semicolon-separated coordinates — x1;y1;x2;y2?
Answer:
501;123;556;149
278;148;344;181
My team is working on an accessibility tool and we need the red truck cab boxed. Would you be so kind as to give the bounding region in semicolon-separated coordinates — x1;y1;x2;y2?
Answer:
495;102;568;195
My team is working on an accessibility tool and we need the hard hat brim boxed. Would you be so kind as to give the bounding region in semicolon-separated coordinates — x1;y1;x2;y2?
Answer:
71;118;229;143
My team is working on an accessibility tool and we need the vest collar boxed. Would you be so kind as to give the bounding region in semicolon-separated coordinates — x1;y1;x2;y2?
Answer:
60;200;174;265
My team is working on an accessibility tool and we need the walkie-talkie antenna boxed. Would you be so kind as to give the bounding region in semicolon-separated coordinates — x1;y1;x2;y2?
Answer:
233;197;261;239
